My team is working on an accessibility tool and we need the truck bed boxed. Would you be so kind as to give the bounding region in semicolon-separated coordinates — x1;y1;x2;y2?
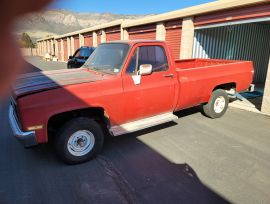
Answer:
175;58;240;70
174;58;254;111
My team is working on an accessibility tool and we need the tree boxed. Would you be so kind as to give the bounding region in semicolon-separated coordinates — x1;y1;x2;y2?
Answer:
20;33;34;48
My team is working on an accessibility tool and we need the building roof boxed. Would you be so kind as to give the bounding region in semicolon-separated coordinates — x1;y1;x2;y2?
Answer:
36;36;57;42
100;40;164;45
54;19;124;40
122;0;268;28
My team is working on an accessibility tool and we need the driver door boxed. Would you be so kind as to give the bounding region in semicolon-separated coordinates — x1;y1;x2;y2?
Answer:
122;45;175;122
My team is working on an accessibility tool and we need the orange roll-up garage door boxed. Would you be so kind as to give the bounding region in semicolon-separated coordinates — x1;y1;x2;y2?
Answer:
128;24;156;40
84;33;93;47
106;26;121;42
97;31;102;46
63;39;68;62
57;39;61;60
74;35;80;51
165;20;182;59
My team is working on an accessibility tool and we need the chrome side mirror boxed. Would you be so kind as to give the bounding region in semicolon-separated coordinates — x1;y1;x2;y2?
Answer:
138;64;152;76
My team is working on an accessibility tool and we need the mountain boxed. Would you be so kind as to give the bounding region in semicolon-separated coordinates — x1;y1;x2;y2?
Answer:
15;10;149;42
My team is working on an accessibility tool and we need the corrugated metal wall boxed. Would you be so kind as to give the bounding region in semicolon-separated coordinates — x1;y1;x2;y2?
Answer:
193;23;270;83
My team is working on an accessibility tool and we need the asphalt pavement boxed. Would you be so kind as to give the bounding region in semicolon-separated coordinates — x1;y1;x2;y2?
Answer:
0;57;270;204
24;56;67;71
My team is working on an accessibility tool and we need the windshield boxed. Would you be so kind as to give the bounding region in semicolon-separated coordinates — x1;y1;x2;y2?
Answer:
84;43;130;74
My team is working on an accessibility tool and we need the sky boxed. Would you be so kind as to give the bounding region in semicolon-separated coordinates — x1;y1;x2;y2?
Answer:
49;0;214;15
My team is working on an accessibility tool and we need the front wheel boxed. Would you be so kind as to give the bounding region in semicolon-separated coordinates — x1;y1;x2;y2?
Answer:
54;117;104;164
202;89;229;119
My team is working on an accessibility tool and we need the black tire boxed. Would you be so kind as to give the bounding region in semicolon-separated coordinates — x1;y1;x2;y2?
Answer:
54;117;104;164
202;89;229;119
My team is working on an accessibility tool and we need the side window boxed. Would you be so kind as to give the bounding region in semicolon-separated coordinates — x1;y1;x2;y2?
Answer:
138;46;168;72
126;46;168;74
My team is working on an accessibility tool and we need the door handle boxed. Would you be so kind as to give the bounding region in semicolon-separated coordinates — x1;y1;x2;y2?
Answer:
163;74;174;77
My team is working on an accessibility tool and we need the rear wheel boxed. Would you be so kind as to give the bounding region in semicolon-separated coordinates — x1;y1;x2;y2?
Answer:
54;117;104;164
202;89;229;119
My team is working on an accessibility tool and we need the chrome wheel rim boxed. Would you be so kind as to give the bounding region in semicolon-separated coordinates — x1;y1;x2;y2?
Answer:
67;130;95;157
214;96;226;114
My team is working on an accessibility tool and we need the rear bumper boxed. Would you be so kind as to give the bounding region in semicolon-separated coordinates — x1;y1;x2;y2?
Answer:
8;105;38;147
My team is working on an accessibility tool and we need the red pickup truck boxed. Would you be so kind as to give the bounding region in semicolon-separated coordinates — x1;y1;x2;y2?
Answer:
9;40;254;164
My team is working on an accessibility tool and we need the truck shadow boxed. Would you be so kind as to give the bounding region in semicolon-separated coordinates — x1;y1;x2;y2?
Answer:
101;126;231;204
174;105;203;118
22;60;42;73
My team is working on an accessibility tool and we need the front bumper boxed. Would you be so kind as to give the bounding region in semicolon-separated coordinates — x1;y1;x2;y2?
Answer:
8;105;38;147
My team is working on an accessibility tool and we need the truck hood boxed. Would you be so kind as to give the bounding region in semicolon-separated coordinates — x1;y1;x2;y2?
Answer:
14;68;105;97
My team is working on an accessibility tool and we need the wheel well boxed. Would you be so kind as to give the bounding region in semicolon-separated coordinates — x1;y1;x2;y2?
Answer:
47;108;109;142
213;82;236;91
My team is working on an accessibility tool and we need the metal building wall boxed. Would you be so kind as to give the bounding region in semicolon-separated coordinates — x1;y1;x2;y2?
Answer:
193;23;270;83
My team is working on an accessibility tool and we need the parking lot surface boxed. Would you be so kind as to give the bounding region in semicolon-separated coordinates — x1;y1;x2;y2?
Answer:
0;57;270;204
24;56;67;71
